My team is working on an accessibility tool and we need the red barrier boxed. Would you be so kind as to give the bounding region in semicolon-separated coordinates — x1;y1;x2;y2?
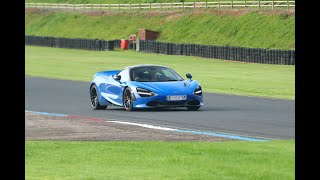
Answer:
121;39;129;49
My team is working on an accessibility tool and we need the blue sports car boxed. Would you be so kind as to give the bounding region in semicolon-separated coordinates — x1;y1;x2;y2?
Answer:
89;64;203;111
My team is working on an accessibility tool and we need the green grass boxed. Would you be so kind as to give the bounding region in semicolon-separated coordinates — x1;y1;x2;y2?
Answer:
26;140;295;179
25;10;295;50
26;46;294;99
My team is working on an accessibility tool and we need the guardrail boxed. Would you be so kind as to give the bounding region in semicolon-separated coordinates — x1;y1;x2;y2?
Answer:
138;40;295;65
25;35;295;65
25;35;116;51
25;1;295;12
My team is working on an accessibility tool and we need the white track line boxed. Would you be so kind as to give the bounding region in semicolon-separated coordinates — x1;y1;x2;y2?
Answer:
26;110;271;141
107;120;178;131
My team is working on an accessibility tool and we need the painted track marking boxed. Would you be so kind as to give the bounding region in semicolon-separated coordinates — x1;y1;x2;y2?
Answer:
26;110;270;142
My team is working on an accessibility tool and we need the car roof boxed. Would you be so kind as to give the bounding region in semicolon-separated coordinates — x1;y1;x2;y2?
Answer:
124;64;168;70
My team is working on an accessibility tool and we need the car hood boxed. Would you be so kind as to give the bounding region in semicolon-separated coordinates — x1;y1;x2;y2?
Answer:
129;80;200;95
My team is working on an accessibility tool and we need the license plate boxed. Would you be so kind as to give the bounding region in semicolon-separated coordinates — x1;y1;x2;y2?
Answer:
166;95;187;101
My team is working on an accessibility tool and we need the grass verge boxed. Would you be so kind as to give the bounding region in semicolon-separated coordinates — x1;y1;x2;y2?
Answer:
26;140;295;179
26;46;294;99
25;10;294;49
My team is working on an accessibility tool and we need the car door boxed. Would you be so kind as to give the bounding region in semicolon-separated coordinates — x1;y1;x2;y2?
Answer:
104;69;129;106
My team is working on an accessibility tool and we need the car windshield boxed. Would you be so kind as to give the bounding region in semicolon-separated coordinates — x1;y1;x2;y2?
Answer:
130;66;184;82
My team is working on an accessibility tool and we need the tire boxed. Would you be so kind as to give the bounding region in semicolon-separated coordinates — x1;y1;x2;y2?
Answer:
187;106;200;111
90;84;106;110
123;87;134;111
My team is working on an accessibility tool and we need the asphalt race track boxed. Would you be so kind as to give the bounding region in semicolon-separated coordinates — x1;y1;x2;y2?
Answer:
25;76;295;140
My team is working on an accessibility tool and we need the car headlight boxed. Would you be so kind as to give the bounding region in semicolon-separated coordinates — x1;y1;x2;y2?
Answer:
136;87;156;97
194;86;202;96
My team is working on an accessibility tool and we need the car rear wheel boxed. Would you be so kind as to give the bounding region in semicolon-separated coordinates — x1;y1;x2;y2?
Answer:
187;106;200;111
123;87;134;111
90;85;106;110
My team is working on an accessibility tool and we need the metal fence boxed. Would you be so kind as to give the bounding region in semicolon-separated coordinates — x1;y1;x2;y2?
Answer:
25;1;295;12
25;35;295;65
138;40;295;65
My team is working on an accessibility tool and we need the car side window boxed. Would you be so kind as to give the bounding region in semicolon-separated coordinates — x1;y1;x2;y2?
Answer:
118;69;129;82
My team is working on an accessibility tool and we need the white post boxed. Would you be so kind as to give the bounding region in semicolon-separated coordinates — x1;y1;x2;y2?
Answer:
272;0;274;10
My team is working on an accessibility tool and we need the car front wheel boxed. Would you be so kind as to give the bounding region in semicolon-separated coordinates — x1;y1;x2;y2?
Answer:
123;87;134;111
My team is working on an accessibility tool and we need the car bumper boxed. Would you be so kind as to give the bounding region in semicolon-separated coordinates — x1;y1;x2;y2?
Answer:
132;94;203;108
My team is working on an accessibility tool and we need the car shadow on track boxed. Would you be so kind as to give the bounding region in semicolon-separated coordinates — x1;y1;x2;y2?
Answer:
104;107;189;112
102;106;242;112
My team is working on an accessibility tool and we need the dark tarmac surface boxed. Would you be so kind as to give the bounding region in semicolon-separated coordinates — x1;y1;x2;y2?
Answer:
26;76;295;140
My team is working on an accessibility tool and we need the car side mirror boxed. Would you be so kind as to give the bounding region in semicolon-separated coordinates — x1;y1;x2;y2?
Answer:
186;73;192;80
113;75;121;81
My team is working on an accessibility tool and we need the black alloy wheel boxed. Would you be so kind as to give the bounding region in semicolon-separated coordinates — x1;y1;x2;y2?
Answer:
123;87;134;111
90;85;106;110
